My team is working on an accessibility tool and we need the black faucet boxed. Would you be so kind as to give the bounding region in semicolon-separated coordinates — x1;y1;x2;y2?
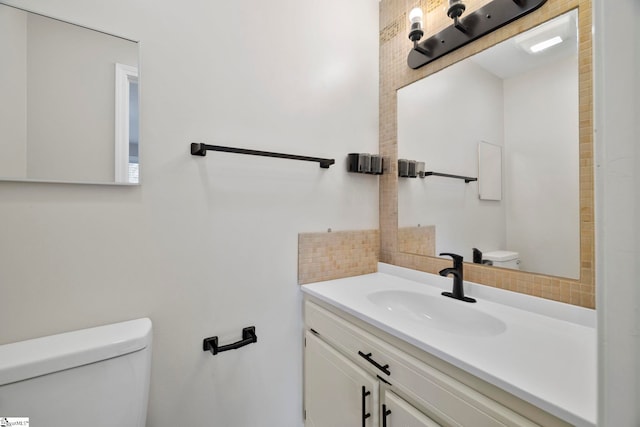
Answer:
439;253;476;303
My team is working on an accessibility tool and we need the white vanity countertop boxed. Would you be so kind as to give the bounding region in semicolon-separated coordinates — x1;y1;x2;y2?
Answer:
301;263;596;427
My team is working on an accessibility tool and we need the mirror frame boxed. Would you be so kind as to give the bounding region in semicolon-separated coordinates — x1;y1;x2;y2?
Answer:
379;0;594;308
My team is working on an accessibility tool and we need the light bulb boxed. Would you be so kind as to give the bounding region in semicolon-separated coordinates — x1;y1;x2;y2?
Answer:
409;7;423;24
408;7;424;42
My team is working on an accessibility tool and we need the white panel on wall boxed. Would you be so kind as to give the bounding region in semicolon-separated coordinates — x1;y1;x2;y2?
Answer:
594;0;640;425
478;141;502;201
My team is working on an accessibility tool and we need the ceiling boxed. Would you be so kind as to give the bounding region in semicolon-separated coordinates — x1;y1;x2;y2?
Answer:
470;9;578;79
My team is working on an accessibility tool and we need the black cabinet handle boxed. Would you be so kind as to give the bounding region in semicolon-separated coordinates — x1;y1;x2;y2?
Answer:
203;326;257;356
358;351;391;375
382;404;392;427
361;386;371;427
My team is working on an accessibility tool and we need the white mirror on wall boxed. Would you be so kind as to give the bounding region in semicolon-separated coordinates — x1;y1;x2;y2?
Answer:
0;3;139;185
398;10;579;279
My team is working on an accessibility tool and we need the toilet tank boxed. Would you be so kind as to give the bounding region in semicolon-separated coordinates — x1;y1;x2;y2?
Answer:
483;250;520;270
0;318;152;427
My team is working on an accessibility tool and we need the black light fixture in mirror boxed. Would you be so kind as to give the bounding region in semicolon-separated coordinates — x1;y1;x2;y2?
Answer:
408;0;547;69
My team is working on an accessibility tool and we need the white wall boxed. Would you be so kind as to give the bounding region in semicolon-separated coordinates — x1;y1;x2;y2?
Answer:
0;1;379;426
503;56;580;278
594;0;640;424
0;5;27;177
398;60;506;262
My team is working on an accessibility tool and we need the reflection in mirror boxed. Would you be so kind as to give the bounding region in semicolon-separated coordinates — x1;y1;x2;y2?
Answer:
0;4;139;184
398;10;579;279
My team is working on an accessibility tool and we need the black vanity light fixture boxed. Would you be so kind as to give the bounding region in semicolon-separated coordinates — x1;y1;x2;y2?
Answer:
407;0;547;69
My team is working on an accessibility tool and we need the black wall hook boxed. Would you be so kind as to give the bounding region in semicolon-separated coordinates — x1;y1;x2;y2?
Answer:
203;326;257;356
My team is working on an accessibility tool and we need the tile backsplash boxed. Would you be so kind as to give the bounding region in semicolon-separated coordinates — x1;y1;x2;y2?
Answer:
398;226;436;257
298;230;379;285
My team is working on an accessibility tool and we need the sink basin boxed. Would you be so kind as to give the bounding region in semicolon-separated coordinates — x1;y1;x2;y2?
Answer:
367;290;507;336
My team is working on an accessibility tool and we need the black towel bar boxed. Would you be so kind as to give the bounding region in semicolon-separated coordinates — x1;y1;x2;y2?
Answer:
203;326;257;356
191;143;335;168
424;171;477;183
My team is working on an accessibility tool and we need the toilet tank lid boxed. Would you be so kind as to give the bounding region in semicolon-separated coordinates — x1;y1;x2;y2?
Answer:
483;250;519;261
0;318;152;386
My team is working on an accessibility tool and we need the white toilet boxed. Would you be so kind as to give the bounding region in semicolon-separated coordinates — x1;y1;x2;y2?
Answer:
483;250;521;270
0;318;152;427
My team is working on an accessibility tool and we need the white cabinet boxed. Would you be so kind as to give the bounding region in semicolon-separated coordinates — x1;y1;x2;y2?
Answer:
304;331;379;427
305;329;435;427
383;391;441;427
303;299;564;427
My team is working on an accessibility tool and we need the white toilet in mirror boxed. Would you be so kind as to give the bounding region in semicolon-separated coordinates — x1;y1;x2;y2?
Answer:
483;250;521;270
0;318;152;427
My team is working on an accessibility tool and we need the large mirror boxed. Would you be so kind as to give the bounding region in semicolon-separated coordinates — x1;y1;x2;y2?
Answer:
0;4;139;185
398;10;579;279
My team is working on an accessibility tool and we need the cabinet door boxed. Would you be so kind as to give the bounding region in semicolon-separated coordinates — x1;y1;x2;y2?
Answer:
382;391;441;427
305;331;379;427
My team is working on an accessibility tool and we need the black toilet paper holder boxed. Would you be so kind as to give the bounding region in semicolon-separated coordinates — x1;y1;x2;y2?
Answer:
203;326;257;356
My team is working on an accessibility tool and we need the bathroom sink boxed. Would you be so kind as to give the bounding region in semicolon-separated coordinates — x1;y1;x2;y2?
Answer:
367;290;507;336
